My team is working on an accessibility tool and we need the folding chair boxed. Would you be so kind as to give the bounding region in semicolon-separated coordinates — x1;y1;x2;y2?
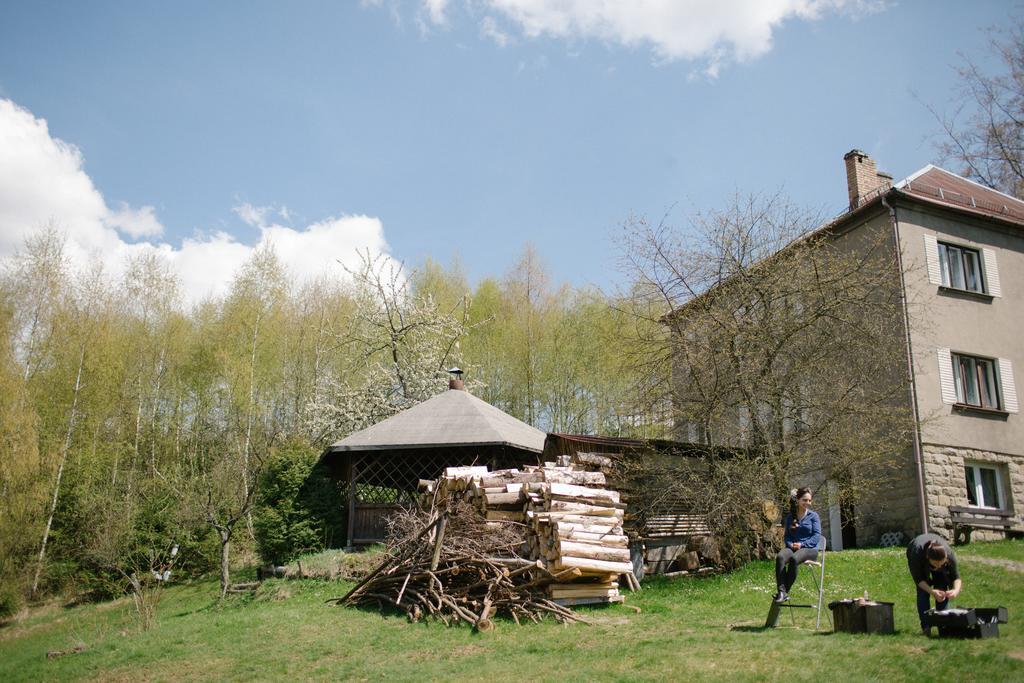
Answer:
803;537;831;630
765;537;831;630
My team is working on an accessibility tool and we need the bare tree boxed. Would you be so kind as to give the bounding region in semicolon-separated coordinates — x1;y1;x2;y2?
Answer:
618;193;916;516
932;19;1024;197
203;460;263;600
173;431;270;599
220;247;288;538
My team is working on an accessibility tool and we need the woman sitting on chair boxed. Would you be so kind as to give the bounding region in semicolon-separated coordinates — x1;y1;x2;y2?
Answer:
773;487;821;603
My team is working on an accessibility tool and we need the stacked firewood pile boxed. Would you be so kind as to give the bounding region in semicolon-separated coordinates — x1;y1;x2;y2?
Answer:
438;463;636;601
331;462;636;629
524;481;634;601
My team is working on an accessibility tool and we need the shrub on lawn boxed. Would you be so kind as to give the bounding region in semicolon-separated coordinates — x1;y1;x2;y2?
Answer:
253;440;346;566
0;580;23;620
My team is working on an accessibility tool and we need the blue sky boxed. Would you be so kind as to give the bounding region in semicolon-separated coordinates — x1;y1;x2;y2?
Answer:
0;1;1016;303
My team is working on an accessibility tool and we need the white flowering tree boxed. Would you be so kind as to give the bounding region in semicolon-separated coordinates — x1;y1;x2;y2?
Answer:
307;252;474;444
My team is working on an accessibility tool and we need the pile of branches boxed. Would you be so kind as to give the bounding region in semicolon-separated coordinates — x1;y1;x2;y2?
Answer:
328;499;588;630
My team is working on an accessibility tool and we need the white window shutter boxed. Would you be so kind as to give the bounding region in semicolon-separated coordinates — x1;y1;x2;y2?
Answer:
924;234;941;285
937;348;957;404
982;248;1002;297
999;358;1018;413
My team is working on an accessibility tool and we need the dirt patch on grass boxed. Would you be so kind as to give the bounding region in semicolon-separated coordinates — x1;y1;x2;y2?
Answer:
450;644;485;658
89;654;234;682
0;614;71;643
93;597;131;612
1;595;133;643
1008;651;1024;661
402;643;486;662
962;556;1024;573
286;548;389;581
588;614;632;626
256;584;293;602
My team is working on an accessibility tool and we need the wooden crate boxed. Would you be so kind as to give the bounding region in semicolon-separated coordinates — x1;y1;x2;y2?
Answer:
829;600;894;634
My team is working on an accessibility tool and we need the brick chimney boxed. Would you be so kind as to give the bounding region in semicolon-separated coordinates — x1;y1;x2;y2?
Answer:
844;149;893;209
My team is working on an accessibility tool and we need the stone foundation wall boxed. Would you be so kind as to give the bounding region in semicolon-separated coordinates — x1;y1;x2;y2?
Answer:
855;450;924;545
922;443;1024;539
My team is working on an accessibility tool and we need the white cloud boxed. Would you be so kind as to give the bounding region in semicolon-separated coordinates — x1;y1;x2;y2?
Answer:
233;202;272;228
108;202;164;238
260;215;389;284
232;202;296;229
480;16;511;47
0;98;395;306
409;1;883;73
423;0;449;25
0;99;111;257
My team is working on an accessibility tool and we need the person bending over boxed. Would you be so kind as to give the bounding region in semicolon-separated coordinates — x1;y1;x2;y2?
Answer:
773;487;821;603
906;533;962;636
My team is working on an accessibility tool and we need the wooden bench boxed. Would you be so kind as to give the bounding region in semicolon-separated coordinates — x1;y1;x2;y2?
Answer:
949;505;1023;545
640;513;711;546
628;512;710;579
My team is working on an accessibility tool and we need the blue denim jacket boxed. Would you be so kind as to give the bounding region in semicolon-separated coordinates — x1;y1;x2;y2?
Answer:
783;510;821;550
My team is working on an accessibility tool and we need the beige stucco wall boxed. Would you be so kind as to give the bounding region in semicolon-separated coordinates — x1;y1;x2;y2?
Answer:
896;202;1024;455
826;213;922;545
895;201;1024;536
810;200;1024;542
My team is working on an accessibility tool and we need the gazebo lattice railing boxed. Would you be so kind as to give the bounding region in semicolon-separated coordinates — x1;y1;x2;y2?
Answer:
340;445;540;546
345;450;452;545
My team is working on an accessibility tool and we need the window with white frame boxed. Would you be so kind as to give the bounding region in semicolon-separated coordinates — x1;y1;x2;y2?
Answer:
685;421;708;445
937;348;1019;413
737;404;750;444
964;462;1005;509
924;235;1002;297
953;353;1001;409
938;242;985;293
937;350;1019;413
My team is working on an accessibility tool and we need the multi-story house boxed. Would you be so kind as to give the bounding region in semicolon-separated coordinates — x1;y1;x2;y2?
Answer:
674;150;1023;548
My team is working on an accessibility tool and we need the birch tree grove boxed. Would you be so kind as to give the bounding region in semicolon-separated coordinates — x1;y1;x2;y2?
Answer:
0;234;643;611
1;231;64;605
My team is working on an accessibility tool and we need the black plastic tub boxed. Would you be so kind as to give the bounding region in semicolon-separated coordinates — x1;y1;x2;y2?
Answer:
924;607;1007;639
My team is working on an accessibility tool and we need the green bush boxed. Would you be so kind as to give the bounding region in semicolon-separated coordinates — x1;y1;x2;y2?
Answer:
254;440;346;566
37;475;217;601
0;581;23;620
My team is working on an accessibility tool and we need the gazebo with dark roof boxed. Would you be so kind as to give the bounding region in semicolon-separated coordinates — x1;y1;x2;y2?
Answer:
319;381;545;546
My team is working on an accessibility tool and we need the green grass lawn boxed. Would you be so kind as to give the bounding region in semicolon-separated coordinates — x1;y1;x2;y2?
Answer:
2;541;1023;682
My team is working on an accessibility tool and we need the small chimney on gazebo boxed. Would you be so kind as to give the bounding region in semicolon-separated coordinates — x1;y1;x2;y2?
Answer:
447;367;465;390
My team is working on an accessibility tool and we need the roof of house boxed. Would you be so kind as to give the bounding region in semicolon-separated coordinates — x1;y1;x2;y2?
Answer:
853;164;1024;229
894;165;1024;225
326;387;547;454
663;159;1024;323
